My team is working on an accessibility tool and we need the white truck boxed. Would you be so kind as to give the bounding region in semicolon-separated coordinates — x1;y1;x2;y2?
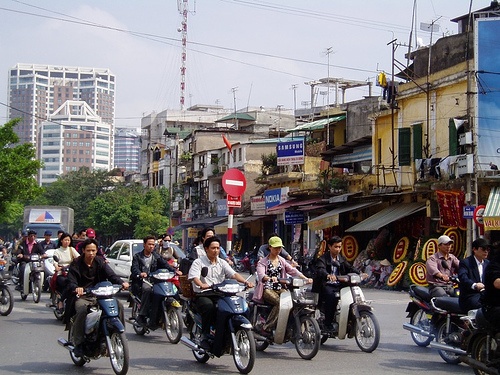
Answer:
23;206;74;240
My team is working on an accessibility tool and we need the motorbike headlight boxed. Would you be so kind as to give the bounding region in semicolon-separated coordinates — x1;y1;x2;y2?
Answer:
292;278;305;287
31;254;40;261
153;271;174;280
92;285;120;296
218;283;245;293
350;274;361;284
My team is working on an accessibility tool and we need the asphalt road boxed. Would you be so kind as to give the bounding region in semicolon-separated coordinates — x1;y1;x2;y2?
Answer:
0;283;474;375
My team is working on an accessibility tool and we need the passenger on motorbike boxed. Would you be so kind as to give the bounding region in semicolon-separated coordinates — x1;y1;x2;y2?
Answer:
14;230;45;290
480;244;500;327
194;228;233;266
253;235;310;334
52;233;79;310
65;238;129;357
458;238;490;312
188;236;253;349
426;235;460;298
131;235;181;328
312;236;361;332
257;232;296;266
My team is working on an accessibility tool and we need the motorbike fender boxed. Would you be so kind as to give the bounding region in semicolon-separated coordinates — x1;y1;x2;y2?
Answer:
351;303;373;319
405;301;420;318
274;290;293;344
230;314;252;331
103;316;125;335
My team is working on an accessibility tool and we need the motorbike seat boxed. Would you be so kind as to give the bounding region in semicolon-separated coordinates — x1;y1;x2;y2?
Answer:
433;296;464;314
411;285;431;302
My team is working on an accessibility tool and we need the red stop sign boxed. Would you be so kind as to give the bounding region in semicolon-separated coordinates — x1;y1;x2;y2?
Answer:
222;169;246;197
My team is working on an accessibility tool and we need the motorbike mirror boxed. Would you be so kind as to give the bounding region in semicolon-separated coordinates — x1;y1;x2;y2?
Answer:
441;260;449;270
201;267;208;278
53;255;59;262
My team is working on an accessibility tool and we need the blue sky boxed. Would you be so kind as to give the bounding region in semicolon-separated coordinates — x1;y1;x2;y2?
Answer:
0;0;492;128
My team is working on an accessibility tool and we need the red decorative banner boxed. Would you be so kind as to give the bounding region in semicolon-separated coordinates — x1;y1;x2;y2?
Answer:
392;237;409;264
409;262;427;286
342;235;359;262
436;190;467;230
387;260;408;287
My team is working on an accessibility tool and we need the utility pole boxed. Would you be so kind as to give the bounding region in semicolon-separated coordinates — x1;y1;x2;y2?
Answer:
325;47;333;146
231;86;238;130
177;0;196;110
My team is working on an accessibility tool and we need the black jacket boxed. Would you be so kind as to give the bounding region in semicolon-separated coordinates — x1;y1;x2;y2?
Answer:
312;252;359;293
458;255;489;311
130;251;173;282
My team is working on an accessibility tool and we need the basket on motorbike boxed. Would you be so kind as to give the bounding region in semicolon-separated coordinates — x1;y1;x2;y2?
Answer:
179;274;194;298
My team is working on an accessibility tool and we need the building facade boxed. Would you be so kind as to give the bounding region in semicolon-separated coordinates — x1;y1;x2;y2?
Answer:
114;128;140;173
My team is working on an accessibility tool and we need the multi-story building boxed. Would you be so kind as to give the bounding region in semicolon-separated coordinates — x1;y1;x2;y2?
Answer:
39;100;111;186
7;63;115;154
114;128;140;173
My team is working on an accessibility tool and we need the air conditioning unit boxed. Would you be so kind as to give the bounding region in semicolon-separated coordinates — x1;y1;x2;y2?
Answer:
457;154;474;176
213;184;223;194
193;170;203;178
221;165;228;172
459;132;472;146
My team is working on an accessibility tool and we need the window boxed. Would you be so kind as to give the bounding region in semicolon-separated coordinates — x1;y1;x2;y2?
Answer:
238;148;242;161
412;123;423;160
398;128;411;166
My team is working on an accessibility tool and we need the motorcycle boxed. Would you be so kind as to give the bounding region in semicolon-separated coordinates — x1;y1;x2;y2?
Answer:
43;248;56;292
128;268;183;344
58;281;129;375
46;255;68;321
248;277;321;360
403;276;467;364
12;253;45;303
459;308;500;375
316;273;380;352
180;278;256;374
235;252;255;274
0;257;14;316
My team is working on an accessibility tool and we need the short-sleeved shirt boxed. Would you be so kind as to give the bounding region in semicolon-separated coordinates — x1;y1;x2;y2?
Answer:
188;255;236;293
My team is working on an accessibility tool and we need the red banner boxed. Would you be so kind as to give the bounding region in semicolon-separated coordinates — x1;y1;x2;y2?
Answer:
436;190;467;230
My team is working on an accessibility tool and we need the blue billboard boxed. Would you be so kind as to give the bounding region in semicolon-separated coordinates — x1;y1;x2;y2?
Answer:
277;139;304;166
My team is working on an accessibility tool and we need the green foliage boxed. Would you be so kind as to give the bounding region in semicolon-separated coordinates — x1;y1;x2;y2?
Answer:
261;153;279;175
0;119;43;219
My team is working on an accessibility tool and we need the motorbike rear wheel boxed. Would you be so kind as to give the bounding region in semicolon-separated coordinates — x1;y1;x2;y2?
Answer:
410;308;433;347
355;310;380;353
131;301;146;335
295;315;320;360
191;325;210;363
164;306;183;344
436;319;462;364
236;263;245;273
471;333;498;375
0;286;14;316
233;328;256;374
68;322;86;366
32;278;41;303
108;331;129;375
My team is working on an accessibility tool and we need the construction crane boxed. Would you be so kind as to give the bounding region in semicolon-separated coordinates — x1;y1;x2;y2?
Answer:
177;0;196;110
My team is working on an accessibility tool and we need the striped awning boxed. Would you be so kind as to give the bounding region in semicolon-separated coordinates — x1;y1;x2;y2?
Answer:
307;202;378;231
484;186;500;230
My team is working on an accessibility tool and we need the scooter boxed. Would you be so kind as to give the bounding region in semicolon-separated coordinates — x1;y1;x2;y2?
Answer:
58;281;129;375
12;253;45;303
235;252;255;273
46;255;68;321
128;268;183;344
0;256;14;316
316;273;380;353
248;277;321;360
180;278;256;374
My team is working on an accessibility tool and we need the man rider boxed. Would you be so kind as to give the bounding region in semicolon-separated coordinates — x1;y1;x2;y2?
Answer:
188;236;253;350
312;236;361;332
39;230;57;252
15;230;45;290
66;238;129;357
426;235;460;298
458;238;490;312
130;235;181;329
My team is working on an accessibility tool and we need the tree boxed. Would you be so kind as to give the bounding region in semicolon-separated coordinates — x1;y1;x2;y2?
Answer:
0;119;42;219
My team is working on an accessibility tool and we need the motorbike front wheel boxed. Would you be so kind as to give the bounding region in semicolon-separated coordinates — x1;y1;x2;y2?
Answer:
471;333;498;375
108;331;129;375
31;278;41;303
0;286;14;316
436;319;462;364
236;263;245;273
409;308;433;347
295;315;320;360
233;328;256;374
164;307;183;344
355;310;380;353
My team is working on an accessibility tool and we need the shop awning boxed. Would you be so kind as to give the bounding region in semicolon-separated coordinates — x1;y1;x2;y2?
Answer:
237;215;266;224
180;216;227;228
267;197;325;213
286;115;346;133
484;186;500;230
346;202;426;232
214;221;228;235
307;202;379;231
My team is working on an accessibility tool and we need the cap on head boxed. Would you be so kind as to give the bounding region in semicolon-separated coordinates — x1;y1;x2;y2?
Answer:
437;235;454;245
472;238;490;249
44;230;52;236
21;230;28;236
86;228;96;238
27;230;37;236
268;236;284;248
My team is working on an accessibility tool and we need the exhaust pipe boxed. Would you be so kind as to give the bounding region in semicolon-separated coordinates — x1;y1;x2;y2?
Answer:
429;341;467;355
459;355;500;375
402;323;434;338
180;336;205;354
